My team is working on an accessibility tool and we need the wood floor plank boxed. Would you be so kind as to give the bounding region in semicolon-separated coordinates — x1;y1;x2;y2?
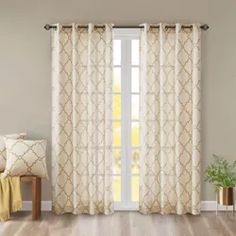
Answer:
218;213;236;236
202;212;233;236
0;211;235;236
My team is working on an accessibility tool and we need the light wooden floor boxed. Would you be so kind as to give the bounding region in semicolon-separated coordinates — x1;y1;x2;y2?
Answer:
0;211;235;236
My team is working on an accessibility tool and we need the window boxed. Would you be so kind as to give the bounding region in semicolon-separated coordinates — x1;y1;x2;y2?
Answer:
112;29;140;209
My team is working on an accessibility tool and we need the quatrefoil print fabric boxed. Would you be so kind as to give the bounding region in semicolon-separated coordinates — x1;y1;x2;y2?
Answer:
139;24;201;215
3;139;48;178
51;24;113;215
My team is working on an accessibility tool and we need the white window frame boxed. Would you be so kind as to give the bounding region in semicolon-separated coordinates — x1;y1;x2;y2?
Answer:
113;29;140;211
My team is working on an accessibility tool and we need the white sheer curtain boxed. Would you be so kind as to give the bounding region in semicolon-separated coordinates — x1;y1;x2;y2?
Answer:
139;24;201;215
51;23;113;215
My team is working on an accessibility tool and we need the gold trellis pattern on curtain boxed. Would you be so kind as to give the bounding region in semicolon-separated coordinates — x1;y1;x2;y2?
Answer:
51;23;113;215
139;24;201;215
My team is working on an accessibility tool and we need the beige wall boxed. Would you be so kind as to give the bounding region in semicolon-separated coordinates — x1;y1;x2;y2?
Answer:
0;0;236;201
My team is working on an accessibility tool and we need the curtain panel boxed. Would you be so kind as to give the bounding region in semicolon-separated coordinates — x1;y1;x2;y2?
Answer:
139;24;201;215
51;23;114;215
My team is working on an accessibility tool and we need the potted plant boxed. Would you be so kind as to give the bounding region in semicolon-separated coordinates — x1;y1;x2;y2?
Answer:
205;155;236;205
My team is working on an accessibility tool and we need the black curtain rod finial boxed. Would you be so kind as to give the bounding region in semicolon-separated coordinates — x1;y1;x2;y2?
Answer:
201;24;209;31
44;24;51;30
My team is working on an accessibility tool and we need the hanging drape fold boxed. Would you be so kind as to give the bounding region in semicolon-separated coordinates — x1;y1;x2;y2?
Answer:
139;24;201;215
51;23;114;215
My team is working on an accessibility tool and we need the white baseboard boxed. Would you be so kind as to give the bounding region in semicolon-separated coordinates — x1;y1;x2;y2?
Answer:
22;201;52;211
22;201;235;212
201;201;235;211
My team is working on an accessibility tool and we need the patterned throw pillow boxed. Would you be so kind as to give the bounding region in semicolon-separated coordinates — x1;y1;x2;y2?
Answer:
0;133;26;171
3;139;48;178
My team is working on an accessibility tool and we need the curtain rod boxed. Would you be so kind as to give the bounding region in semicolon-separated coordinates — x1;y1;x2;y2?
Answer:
44;24;209;31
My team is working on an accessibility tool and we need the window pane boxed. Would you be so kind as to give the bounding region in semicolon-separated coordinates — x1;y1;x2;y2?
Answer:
131;176;139;202
131;122;140;146
113;176;121;202
132;40;139;65
112;95;121;119
131;95;139;120
132;68;140;93
113;40;121;66
113;67;121;93
113;149;121;174
131;149;140;174
113;121;121;146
